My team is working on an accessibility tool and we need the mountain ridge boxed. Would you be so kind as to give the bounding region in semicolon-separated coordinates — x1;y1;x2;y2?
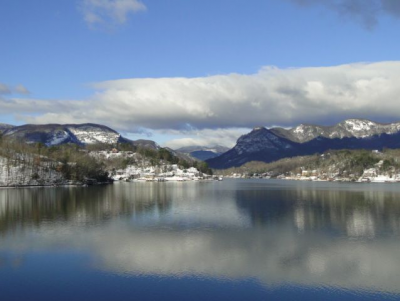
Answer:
207;119;400;169
1;123;159;150
0;123;14;134
176;145;230;161
270;119;400;143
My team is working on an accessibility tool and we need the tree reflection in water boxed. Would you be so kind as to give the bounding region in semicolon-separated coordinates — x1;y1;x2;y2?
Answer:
1;180;400;296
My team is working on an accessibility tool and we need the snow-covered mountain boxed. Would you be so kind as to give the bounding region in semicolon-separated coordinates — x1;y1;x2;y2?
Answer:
2;124;121;146
2;123;158;149
176;145;230;161
207;119;400;169
270;119;400;143
67;124;121;145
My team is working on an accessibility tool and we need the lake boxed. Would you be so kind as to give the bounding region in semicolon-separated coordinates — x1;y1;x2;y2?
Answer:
1;179;400;300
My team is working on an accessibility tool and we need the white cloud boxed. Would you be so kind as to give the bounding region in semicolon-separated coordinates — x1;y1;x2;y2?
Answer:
19;61;400;130
14;84;30;95
3;61;400;147
80;0;146;27
161;128;250;149
0;83;11;95
0;83;30;96
287;0;400;29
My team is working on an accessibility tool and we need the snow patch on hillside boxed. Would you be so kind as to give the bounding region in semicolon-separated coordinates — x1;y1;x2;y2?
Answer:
47;131;71;146
68;127;120;144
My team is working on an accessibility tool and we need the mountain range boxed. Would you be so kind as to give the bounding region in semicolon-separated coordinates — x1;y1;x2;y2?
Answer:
0;123;158;150
0;123;208;163
207;119;400;169
176;145;230;161
4;119;400;170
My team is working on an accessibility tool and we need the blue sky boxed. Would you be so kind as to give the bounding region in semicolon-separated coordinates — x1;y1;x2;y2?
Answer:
1;0;400;147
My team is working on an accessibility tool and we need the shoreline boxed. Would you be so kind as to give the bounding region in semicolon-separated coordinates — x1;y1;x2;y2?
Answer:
3;178;400;189
0;182;113;189
225;177;400;184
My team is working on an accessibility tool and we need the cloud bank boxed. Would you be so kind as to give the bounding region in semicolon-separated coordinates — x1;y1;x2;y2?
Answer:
14;61;400;128
2;61;400;146
287;0;400;29
80;0;146;27
161;128;250;149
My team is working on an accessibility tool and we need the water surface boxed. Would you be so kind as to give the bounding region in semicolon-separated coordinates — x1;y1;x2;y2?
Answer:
1;179;400;300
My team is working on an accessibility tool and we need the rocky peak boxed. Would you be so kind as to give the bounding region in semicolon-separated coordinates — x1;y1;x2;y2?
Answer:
236;127;292;155
270;119;400;143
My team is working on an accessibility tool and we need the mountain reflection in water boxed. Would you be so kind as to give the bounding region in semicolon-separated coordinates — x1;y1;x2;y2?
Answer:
1;179;400;300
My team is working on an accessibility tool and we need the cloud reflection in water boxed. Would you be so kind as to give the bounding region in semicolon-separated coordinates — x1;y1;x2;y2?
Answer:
1;180;400;295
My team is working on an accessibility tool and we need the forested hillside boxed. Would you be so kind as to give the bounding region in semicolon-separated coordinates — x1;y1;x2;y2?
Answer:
220;149;400;181
0;134;211;186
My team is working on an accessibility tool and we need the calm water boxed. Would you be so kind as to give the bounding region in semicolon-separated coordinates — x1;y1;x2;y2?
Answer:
1;179;400;300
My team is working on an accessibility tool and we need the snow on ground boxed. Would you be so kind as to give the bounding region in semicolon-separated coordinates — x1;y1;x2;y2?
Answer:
89;150;211;182
0;156;64;186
